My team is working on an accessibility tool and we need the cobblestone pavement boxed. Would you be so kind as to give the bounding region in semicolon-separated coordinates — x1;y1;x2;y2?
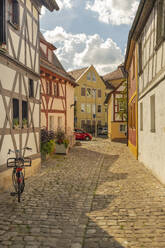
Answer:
0;139;165;248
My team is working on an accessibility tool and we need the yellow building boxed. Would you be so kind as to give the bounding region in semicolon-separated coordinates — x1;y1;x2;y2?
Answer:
68;65;107;132
103;65;127;141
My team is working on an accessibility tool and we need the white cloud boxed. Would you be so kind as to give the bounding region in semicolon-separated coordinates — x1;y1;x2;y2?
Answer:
86;0;139;25
43;27;123;75
57;0;74;9
40;6;46;18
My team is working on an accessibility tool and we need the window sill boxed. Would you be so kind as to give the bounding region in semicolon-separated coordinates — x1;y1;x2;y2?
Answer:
150;129;156;133
0;44;7;53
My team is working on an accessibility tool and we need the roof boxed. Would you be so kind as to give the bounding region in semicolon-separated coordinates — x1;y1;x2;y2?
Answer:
102;65;126;89
40;35;78;87
40;0;59;11
124;0;155;69
68;67;89;80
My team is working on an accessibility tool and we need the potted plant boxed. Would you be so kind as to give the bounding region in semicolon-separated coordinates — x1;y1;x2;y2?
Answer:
13;118;19;129
55;130;69;154
22;118;28;129
41;128;56;160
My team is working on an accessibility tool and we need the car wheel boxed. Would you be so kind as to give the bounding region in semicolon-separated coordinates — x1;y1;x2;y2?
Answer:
85;136;90;141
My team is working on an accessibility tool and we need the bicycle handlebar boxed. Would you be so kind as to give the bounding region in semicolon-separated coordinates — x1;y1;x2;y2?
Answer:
8;147;32;155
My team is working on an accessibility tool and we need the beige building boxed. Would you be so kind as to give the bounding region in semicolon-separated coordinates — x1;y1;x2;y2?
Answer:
40;34;77;146
0;0;59;191
69;65;107;133
104;65;127;141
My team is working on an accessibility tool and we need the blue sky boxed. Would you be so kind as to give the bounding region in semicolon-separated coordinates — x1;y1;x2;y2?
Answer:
40;0;140;75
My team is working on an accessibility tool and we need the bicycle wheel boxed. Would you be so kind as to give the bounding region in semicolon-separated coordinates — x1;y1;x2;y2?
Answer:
12;170;25;194
18;181;21;202
12;169;18;193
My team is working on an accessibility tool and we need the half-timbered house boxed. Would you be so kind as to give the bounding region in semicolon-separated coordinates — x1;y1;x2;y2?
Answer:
104;65;127;141
40;34;77;146
125;0;165;184
0;0;59;190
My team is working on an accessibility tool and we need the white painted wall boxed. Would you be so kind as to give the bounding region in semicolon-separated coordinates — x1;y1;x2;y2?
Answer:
138;2;165;184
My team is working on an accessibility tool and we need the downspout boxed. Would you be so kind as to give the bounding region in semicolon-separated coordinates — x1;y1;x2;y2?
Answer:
126;71;129;146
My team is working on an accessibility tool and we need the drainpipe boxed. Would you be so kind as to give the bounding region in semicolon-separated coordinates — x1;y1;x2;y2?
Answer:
126;71;129;147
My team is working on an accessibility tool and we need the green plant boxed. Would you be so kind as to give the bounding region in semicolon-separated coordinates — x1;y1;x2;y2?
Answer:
13;118;19;128
55;130;69;147
22;118;28;127
63;138;69;148
41;139;55;155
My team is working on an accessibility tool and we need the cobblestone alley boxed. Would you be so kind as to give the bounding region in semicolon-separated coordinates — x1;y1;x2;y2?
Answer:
1;138;165;248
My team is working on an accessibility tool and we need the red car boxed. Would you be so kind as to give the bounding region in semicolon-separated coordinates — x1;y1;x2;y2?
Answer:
74;129;92;141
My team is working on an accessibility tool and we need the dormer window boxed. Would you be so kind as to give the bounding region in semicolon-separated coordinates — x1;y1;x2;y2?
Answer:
48;48;52;63
92;72;96;81
8;0;20;29
87;72;91;81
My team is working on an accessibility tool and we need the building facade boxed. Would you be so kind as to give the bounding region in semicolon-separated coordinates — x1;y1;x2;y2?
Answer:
40;34;77;146
104;65;127;141
0;0;59;190
69;65;107;133
125;0;165;184
125;41;138;159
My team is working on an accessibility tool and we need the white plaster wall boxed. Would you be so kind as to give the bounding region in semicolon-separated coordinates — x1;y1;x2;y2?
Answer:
138;80;165;184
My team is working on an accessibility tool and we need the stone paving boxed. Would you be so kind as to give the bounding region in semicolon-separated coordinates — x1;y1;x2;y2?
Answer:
0;138;165;248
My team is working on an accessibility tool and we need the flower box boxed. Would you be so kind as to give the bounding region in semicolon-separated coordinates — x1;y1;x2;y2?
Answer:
55;143;69;155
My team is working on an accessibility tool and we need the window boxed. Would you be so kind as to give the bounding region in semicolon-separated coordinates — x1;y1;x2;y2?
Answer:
8;0;20;28
132;102;136;129
87;120;91;126
54;83;58;97
118;101;124;112
29;79;34;98
58;116;62;129
150;94;156;132
98;105;102;113
87;104;91;113
81;104;85;112
48;49;52;63
138;40;143;74
97;120;101;126
157;0;165;45
49;82;52;95
81;87;86;96
46;81;50;95
0;0;6;45
98;89;101;98
81;120;85;128
87;88;92;97
92;72;96;81
120;124;126;133
140;102;143;131
87;72;91;80
22;101;28;128
49;116;55;130
13;98;19;127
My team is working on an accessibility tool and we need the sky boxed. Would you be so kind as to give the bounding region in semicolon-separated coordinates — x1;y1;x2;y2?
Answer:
40;0;140;76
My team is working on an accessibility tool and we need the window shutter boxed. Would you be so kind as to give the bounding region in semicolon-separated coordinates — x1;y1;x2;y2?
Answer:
0;0;6;44
13;0;20;26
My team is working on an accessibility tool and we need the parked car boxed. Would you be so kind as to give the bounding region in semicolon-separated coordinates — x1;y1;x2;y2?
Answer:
74;129;92;141
97;127;108;135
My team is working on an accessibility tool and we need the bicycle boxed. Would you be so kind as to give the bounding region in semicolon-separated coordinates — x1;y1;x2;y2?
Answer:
7;147;32;202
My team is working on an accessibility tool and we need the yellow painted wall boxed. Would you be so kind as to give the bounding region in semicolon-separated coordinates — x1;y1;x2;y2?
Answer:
74;65;107;128
111;122;127;140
